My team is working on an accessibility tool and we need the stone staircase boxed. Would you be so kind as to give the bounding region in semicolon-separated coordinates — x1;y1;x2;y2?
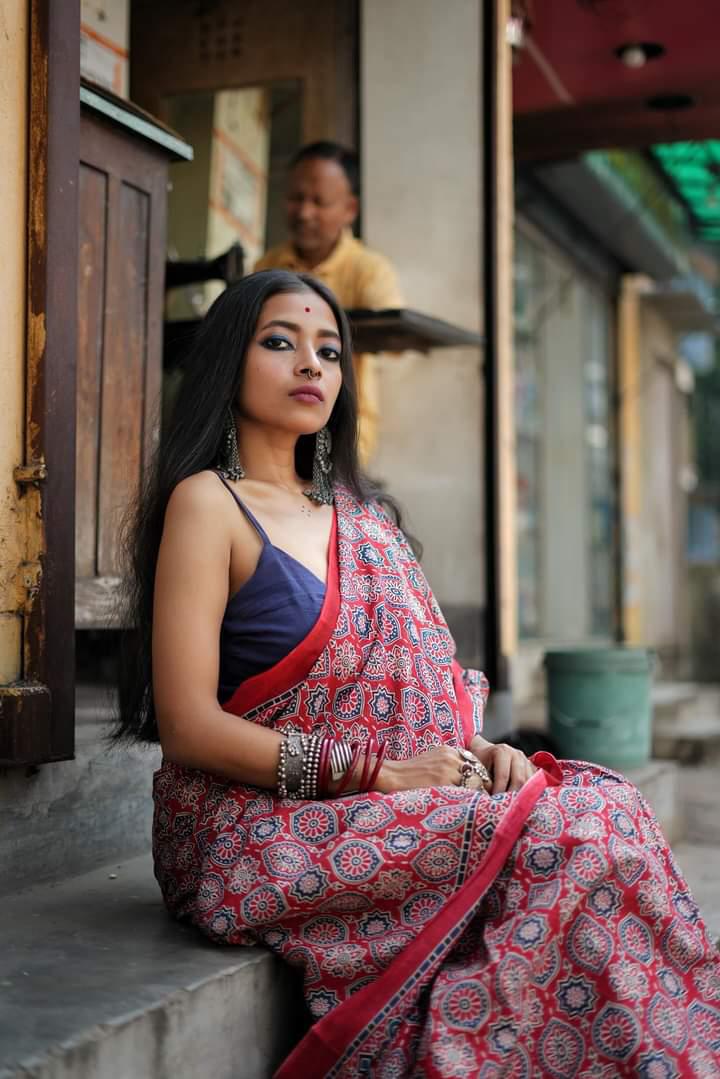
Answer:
0;856;304;1079
2;682;719;1079
651;683;720;762
0;687;305;1079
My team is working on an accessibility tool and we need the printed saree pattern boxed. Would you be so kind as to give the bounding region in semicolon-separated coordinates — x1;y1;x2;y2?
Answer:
153;488;720;1077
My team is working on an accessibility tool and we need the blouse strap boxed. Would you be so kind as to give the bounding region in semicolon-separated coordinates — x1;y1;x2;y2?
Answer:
214;471;271;546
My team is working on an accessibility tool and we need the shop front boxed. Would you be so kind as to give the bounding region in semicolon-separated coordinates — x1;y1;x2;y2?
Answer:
513;213;619;701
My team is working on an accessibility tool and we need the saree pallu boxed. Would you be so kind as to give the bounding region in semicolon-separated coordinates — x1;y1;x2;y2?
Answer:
153;488;720;1077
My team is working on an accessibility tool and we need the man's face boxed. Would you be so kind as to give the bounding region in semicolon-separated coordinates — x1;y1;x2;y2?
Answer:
285;158;358;264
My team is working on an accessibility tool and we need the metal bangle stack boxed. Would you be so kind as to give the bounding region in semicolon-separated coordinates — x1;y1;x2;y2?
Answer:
329;740;354;782
277;733;323;800
299;734;322;799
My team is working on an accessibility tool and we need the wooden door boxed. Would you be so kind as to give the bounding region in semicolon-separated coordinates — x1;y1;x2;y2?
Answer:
75;109;167;627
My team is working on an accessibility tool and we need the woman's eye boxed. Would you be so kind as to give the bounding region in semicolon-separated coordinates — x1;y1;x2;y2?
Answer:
319;346;341;362
261;335;293;351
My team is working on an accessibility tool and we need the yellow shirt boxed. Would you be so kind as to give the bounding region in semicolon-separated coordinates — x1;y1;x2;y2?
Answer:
255;230;403;462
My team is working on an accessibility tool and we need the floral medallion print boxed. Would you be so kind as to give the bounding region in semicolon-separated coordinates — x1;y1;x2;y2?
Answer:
152;490;720;1077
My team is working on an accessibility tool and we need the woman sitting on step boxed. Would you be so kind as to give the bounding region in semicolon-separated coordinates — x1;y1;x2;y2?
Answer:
117;269;720;1078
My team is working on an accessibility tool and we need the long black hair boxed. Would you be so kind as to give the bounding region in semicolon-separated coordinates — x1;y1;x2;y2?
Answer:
115;269;409;743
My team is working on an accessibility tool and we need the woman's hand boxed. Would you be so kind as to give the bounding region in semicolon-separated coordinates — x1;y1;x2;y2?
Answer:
373;745;488;794
468;736;537;793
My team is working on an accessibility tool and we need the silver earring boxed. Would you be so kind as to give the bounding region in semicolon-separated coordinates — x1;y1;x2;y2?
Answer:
218;407;244;481
303;426;334;505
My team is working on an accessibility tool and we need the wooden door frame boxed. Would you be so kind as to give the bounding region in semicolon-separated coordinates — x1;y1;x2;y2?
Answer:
0;0;79;764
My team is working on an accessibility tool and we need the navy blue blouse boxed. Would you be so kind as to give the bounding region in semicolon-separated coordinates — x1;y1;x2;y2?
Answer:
216;475;325;703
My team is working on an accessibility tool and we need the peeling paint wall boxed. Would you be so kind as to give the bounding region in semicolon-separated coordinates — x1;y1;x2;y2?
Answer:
0;0;28;685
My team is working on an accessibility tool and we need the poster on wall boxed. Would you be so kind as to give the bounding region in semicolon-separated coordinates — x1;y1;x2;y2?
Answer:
80;0;129;99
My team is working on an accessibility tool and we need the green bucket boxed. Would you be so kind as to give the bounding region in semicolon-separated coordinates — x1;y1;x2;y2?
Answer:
544;648;653;770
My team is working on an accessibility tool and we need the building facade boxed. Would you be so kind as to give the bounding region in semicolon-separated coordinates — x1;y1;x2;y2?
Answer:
0;0;515;892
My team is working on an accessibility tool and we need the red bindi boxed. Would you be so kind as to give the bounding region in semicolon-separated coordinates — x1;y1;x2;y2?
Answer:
304;306;311;313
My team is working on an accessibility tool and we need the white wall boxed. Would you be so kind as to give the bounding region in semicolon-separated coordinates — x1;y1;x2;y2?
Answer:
361;0;484;613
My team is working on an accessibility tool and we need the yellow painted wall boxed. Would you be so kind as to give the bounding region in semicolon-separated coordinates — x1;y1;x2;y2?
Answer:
618;276;643;644
495;0;517;658
0;0;28;684
619;276;691;660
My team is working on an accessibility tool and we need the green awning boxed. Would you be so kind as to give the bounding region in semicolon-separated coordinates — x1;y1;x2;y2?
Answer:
652;142;720;245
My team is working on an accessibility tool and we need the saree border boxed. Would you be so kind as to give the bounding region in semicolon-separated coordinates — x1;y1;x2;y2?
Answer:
275;754;563;1078
452;659;477;745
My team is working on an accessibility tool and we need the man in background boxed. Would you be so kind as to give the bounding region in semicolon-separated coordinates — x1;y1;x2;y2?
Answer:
256;141;402;462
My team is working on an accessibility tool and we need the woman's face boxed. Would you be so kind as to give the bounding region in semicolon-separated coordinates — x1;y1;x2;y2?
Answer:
239;290;343;435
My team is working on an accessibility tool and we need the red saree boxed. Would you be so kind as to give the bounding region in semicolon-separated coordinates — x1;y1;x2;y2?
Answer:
153;488;720;1077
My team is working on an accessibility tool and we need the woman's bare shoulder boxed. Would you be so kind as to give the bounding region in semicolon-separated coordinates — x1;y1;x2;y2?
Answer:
163;471;257;559
166;470;230;518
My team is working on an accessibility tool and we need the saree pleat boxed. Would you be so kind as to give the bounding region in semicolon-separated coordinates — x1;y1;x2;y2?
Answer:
153;488;720;1077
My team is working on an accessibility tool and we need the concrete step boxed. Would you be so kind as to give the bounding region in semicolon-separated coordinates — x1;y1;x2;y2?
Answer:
652;683;720;762
0;855;304;1079
653;713;720;762
651;681;700;723
0;687;161;898
652;682;720;720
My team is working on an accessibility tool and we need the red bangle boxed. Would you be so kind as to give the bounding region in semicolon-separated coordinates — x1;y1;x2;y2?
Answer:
335;741;362;796
318;737;332;797
358;737;376;793
365;742;388;793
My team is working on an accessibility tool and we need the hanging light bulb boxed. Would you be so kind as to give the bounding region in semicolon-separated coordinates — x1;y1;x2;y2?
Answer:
615;42;665;68
507;0;533;53
506;16;525;48
619;44;647;68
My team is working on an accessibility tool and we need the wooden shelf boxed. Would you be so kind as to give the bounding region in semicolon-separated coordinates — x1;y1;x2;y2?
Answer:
347;308;483;354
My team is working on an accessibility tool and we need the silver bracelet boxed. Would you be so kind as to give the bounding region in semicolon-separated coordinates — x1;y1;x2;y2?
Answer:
300;735;322;799
278;733;327;800
277;737;289;799
285;733;305;794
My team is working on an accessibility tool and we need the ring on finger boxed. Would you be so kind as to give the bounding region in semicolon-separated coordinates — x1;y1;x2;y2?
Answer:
457;749;491;789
